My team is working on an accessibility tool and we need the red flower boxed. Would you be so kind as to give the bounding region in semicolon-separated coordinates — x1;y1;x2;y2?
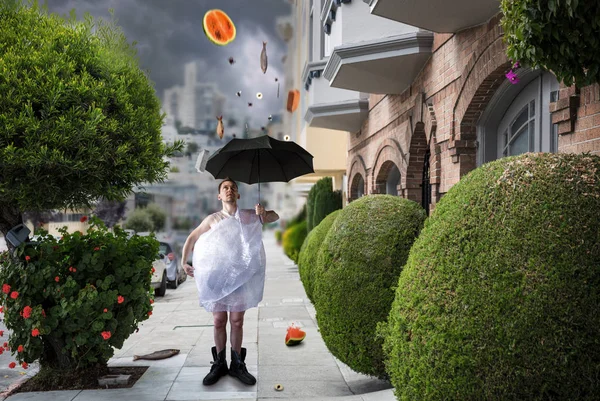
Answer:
94;247;100;251
103;308;108;313
54;276;60;283
25;256;30;262
22;306;32;319
101;331;111;340
148;311;152;316
151;267;155;274
149;299;154;304
0;306;3;313
21;362;28;369
31;328;40;337
2;284;10;294
117;296;124;304
0;348;4;355
80;216;88;223
8;362;15;369
17;345;23;353
69;266;74;272
0;331;3;337
2;342;7;348
41;310;46;318
10;291;18;299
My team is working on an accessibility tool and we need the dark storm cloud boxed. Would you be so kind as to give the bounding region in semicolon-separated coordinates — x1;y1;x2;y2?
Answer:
43;0;292;126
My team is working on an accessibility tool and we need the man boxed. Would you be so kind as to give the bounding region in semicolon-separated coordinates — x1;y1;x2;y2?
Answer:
181;178;279;386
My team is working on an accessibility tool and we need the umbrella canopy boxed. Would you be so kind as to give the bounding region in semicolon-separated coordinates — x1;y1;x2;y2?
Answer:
205;135;314;184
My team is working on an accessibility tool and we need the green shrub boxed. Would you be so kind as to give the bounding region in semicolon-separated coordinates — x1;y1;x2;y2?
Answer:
298;209;341;303
124;208;154;233
0;217;155;372
312;190;342;231
282;221;307;263
306;177;333;231
274;230;283;243
314;195;426;378
382;153;600;401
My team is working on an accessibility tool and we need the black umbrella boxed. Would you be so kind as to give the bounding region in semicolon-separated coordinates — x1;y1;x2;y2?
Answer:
205;135;314;201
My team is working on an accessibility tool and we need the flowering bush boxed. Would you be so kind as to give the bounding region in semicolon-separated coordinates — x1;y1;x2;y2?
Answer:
0;217;156;371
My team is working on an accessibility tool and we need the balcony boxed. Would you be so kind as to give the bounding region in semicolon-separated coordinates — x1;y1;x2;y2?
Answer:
365;0;501;33
321;0;433;94
301;60;369;132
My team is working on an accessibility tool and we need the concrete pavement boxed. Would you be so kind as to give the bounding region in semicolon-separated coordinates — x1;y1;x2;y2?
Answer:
3;232;393;401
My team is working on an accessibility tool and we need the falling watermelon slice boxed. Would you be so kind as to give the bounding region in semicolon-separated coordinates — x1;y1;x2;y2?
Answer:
203;9;236;46
285;325;306;346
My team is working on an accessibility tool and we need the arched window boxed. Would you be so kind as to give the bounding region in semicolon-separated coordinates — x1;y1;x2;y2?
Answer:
477;70;559;165
350;173;365;201
386;164;400;196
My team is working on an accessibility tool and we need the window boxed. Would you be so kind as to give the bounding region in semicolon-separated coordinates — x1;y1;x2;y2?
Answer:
502;100;535;157
477;70;560;164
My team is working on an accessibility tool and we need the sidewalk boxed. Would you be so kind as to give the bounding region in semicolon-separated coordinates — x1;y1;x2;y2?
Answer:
4;232;393;401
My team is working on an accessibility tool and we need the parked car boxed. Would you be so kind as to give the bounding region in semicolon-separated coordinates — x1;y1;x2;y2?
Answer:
151;252;168;297
159;241;186;289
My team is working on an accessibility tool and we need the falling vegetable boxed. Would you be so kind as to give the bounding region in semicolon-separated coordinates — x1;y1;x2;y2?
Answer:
286;89;300;113
228;57;235;65
202;9;236;46
248;102;253;107
260;41;268;74
216;116;224;139
256;92;263;99
268;115;273;121
236;91;242;97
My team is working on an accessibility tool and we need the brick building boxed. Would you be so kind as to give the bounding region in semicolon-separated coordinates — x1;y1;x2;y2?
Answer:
344;8;599;214
290;0;600;214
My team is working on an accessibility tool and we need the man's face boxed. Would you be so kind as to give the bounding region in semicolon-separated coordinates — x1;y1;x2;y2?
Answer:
219;181;239;202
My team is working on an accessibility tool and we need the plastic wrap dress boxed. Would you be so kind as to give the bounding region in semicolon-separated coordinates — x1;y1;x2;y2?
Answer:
193;208;266;312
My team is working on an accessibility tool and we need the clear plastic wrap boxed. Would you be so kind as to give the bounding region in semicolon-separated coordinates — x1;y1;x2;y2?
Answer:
193;209;266;312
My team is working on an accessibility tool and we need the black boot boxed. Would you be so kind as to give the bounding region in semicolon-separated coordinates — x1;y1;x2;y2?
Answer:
203;347;228;385
229;347;256;385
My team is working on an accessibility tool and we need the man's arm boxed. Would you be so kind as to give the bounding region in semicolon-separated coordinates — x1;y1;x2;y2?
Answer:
181;215;213;277
262;210;279;224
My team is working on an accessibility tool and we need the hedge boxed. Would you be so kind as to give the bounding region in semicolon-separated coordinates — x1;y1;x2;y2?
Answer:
297;209;341;303
282;220;307;264
382;153;600;401
314;195;426;378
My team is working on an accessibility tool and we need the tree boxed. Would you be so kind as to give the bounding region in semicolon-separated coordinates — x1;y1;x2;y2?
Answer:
185;141;199;156
144;203;166;232
0;1;183;250
501;0;600;87
123;208;154;233
92;198;127;228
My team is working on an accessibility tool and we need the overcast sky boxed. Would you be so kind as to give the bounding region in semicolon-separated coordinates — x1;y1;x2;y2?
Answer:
44;0;292;128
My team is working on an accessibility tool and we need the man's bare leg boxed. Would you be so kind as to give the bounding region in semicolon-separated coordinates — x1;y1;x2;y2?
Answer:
213;311;228;352
229;311;245;353
228;310;255;385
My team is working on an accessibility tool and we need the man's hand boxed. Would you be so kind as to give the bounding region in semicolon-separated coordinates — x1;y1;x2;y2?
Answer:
183;264;194;277
255;204;266;217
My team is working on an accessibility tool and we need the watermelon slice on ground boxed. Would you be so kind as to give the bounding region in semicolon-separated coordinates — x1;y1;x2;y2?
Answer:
285;325;306;346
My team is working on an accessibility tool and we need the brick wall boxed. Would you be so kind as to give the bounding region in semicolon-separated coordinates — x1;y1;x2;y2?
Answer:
347;13;600;210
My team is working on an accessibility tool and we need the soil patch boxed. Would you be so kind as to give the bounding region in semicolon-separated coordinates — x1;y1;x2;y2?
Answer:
13;365;149;393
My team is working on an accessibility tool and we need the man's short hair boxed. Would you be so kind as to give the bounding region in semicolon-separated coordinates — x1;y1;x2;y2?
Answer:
218;177;238;192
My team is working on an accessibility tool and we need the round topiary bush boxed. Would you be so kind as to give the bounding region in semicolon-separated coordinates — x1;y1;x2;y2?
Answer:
314;195;426;378
282;220;307;263
298;209;341;303
382;153;600;401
